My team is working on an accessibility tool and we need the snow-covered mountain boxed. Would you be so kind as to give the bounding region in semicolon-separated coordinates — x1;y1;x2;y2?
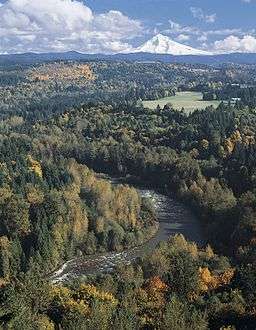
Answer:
133;34;212;56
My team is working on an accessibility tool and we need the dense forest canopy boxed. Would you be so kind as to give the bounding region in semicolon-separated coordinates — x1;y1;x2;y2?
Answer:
0;60;255;329
1;60;255;119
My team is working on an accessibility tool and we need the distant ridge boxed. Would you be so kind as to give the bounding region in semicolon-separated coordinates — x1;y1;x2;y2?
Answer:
1;51;256;66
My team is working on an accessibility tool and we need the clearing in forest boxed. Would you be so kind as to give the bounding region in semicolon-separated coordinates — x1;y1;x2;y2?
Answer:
142;91;220;113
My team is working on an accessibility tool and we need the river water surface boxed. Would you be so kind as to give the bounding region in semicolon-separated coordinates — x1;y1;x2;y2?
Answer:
51;176;204;283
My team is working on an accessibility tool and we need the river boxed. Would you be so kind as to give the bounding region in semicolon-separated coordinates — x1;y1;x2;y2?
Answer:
51;176;204;283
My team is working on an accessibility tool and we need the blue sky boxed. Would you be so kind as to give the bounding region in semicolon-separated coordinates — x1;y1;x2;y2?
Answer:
86;0;256;47
86;0;255;28
0;0;255;54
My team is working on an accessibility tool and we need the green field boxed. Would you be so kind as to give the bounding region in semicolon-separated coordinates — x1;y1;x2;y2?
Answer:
142;91;220;113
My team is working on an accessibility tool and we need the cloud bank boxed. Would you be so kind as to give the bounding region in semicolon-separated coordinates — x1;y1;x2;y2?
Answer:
163;18;256;54
0;0;142;54
214;35;256;53
0;0;255;55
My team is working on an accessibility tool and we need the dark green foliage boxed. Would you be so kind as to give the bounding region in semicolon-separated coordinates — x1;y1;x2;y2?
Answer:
0;60;255;328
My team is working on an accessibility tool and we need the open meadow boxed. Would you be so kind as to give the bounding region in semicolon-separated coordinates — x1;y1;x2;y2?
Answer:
143;91;221;113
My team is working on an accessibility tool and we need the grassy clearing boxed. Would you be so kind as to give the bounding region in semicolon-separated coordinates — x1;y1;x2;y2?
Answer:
142;91;220;113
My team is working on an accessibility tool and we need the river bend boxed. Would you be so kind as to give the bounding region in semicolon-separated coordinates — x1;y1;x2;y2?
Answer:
51;177;204;283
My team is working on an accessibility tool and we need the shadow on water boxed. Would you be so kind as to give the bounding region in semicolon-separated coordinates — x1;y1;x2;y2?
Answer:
50;175;205;283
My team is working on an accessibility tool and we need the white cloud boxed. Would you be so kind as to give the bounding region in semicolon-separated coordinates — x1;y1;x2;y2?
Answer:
190;7;217;23
166;20;247;39
197;35;208;42
0;0;142;54
167;20;199;35
206;28;243;36
196;29;244;45
214;35;256;53
176;34;190;42
169;20;182;32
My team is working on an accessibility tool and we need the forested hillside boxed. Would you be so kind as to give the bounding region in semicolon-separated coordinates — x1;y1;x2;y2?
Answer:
0;60;251;118
0;61;255;329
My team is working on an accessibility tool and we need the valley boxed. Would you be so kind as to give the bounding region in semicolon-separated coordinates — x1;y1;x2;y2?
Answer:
1;0;256;328
51;174;204;283
0;59;255;329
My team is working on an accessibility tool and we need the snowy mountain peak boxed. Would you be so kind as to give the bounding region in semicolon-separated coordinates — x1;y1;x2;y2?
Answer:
134;34;212;56
151;34;173;45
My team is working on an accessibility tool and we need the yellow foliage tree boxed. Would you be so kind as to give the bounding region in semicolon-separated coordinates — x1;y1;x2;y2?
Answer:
36;316;55;330
51;284;117;323
25;184;44;204
136;276;168;327
224;138;235;155
0;236;10;281
200;139;209;150
199;267;235;292
224;130;242;155
27;155;43;178
77;284;118;306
